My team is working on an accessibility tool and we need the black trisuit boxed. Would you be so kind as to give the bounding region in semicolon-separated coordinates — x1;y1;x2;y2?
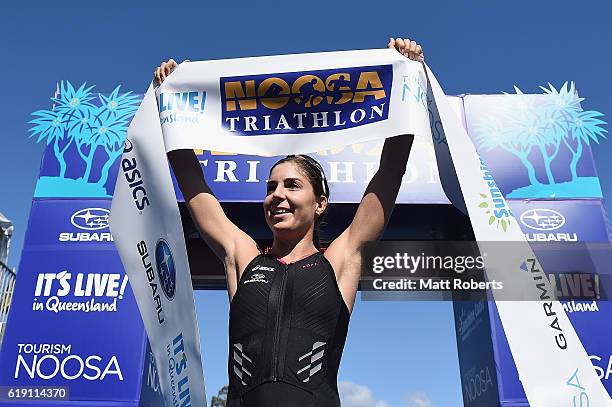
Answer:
227;251;351;407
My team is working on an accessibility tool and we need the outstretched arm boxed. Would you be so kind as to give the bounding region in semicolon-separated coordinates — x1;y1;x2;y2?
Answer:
325;37;421;312
332;134;414;244
325;136;414;302
156;59;259;298
168;150;259;300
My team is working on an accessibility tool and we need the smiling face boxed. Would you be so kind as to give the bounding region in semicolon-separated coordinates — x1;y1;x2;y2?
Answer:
264;161;327;241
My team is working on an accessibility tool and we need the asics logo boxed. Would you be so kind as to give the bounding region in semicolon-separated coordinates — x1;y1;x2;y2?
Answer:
252;265;274;272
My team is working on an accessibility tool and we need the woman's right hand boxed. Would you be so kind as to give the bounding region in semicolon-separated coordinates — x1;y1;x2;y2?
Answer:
154;59;178;85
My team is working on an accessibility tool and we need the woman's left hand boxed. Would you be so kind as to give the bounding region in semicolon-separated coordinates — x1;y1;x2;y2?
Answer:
388;37;423;61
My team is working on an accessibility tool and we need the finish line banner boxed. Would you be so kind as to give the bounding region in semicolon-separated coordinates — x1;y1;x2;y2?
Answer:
110;49;611;406
155;49;430;155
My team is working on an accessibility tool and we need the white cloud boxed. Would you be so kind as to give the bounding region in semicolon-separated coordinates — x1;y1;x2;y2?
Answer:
405;391;433;407
338;381;394;407
338;381;434;407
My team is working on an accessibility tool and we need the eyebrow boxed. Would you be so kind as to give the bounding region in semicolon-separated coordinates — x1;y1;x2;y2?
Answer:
266;178;303;185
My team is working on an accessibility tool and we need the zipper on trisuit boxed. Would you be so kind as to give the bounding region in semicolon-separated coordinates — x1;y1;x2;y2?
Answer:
271;265;289;381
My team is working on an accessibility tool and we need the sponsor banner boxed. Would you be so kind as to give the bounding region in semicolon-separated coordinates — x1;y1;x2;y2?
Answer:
218;65;394;135
463;94;603;199
424;69;612;404
110;87;207;407
24;200;114;248
178;95;461;205
111;50;611;406
0;249;146;403
482;213;612;403
489;300;612;402
510;200;612;300
569;301;612;390
452;301;500;407
157;49;430;155
139;338;164;407
509;199;611;242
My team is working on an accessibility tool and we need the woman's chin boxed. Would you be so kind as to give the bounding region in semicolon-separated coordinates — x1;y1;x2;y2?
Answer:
270;222;292;232
269;222;300;239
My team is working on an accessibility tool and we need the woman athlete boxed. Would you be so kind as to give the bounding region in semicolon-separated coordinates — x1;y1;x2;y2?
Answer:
156;37;423;407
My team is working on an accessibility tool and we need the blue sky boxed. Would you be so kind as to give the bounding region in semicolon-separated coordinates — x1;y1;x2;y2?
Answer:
2;1;612;406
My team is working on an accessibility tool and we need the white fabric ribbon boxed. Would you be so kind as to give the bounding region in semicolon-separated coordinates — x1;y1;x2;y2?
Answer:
110;49;611;406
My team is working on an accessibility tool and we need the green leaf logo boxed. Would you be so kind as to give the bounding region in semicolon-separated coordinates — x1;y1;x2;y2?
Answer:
477;191;511;232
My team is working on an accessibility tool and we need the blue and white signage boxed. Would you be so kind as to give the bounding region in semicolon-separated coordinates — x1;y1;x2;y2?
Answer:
453;300;500;407
0;247;146;403
509;199;611;242
484;199;612;402
24;200;114;247
463;88;605;199
219;65;393;135
169;96;464;204
138;339;164;407
488;299;612;402
182;138;451;204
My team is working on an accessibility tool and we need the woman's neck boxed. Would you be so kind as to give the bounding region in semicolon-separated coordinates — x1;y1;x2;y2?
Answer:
270;236;318;263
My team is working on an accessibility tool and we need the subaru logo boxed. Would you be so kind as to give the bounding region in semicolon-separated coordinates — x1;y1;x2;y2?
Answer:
70;208;110;231
155;239;176;301
520;209;565;231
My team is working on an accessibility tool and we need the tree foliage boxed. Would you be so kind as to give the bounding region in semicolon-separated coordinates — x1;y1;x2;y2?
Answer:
210;385;228;407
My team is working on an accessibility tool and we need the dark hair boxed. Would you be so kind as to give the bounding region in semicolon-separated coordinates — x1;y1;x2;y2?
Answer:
269;155;330;248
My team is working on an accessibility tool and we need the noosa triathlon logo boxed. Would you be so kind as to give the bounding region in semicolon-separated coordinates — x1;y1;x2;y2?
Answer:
477;158;512;231
155;239;176;301
220;65;392;135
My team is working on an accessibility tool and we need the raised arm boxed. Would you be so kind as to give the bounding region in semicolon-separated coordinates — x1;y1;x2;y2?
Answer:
334;134;414;244
325;37;421;312
156;59;259;297
325;136;414;306
168;150;260;298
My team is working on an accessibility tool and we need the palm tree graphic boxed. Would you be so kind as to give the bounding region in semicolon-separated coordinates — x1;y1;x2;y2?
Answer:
29;81;140;197
472;82;606;198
